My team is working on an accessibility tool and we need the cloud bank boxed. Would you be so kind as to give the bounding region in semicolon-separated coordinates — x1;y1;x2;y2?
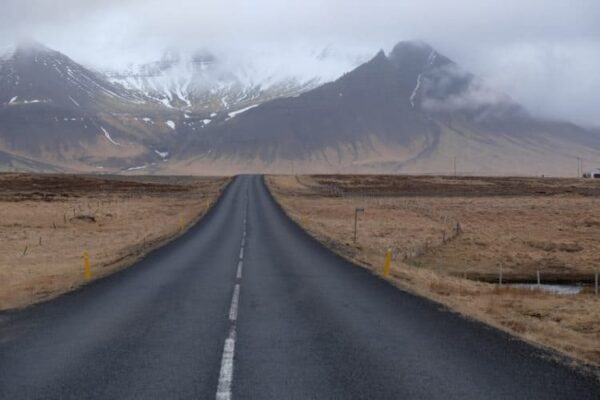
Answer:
2;0;600;126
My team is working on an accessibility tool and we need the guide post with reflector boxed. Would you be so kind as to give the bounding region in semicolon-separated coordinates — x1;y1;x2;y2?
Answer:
383;249;392;277
83;251;92;281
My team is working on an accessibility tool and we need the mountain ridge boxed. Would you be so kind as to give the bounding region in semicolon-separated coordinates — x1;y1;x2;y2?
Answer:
0;41;188;171
174;41;600;176
0;40;599;176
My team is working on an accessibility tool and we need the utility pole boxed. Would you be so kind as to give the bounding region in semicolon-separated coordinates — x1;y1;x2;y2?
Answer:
577;157;581;177
291;159;294;176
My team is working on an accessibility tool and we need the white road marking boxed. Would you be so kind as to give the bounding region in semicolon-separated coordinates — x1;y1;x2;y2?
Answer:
215;192;248;400
236;261;243;279
229;284;240;322
216;326;237;400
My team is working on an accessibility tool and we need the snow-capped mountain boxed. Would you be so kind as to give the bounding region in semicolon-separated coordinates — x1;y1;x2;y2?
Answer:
174;41;600;176
0;40;365;172
3;39;598;176
0;40;145;110
0;41;185;172
105;47;366;113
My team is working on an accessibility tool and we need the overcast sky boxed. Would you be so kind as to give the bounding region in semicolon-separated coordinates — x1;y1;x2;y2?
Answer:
2;0;600;126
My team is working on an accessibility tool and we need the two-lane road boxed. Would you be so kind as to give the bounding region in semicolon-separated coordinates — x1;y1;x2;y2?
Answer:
1;176;598;399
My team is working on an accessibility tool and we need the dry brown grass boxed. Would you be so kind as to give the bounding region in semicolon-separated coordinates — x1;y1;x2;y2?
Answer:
0;173;229;310
267;174;600;371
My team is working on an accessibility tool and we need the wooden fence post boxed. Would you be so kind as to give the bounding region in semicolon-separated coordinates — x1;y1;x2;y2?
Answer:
499;266;503;286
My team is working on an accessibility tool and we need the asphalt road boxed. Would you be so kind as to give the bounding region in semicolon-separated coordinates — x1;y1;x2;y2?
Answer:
0;175;598;399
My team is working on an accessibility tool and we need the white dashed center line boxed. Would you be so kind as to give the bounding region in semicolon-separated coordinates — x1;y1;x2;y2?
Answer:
216;327;236;400
215;192;248;400
229;284;240;322
236;261;243;280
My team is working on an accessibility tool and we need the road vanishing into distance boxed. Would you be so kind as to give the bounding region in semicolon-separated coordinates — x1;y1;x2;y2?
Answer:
0;175;599;399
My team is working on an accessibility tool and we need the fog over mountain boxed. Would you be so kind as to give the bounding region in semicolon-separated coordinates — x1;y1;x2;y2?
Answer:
1;38;599;175
2;1;600;126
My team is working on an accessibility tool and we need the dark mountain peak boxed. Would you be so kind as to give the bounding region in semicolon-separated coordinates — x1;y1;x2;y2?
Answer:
9;41;86;73
374;49;387;59
1;40;52;61
386;41;524;122
14;39;53;57
327;48;395;86
358;49;392;71
332;48;396;86
390;40;433;58
388;40;452;73
0;37;142;112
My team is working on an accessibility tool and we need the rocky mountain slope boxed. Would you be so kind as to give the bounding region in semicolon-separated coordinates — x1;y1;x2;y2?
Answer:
1;40;598;175
173;41;600;176
0;41;189;172
104;47;359;114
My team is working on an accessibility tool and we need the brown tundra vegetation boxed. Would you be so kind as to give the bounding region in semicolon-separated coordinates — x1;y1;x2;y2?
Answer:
267;175;600;373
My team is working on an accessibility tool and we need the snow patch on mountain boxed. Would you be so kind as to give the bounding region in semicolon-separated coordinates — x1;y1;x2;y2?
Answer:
68;96;80;107
101;127;121;146
427;51;437;66
228;104;259;118
155;150;169;159
104;44;370;112
127;165;147;171
410;74;423;108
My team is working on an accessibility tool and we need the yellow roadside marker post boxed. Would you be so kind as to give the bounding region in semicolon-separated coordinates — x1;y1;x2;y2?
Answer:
383;248;392;277
83;251;92;281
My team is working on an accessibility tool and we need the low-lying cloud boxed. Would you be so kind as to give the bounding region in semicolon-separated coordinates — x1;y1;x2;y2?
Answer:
2;0;600;126
420;64;514;114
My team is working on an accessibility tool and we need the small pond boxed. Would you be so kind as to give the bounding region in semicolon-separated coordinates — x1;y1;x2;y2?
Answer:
508;283;583;295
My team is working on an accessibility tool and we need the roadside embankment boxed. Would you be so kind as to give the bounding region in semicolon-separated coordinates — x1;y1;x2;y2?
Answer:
266;174;600;372
0;173;229;310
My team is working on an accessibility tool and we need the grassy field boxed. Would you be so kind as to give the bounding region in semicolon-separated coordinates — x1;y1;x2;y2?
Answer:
267;175;600;371
0;173;229;310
